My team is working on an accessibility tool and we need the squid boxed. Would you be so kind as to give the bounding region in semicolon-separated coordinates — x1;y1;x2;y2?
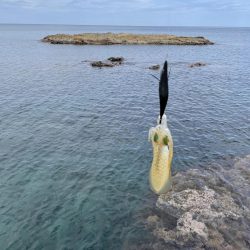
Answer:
148;61;173;194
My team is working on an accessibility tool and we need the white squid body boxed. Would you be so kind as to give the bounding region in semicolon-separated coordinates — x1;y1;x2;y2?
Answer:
148;114;173;194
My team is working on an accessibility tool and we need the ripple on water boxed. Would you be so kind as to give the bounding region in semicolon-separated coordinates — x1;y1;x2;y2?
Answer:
0;25;250;249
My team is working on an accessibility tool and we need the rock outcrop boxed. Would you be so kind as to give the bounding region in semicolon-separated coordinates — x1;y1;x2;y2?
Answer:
90;56;124;68
189;62;206;68
107;56;124;63
42;33;214;46
91;61;115;67
146;155;250;249
149;65;160;70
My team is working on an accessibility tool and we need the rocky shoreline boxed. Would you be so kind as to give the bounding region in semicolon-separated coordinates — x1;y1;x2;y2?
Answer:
42;33;214;46
145;155;250;250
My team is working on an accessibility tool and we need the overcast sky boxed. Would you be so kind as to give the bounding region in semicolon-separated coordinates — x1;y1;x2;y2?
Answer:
0;0;250;27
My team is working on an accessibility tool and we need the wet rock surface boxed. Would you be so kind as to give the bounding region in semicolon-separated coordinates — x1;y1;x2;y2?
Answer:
146;155;250;249
91;57;124;67
107;56;124;63
91;60;115;67
189;62;207;68
149;64;160;70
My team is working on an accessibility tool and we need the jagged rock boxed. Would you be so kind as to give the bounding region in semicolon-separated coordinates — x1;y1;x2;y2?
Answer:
107;56;124;63
91;61;115;67
90;57;125;67
189;62;206;68
149;65;160;70
146;155;250;249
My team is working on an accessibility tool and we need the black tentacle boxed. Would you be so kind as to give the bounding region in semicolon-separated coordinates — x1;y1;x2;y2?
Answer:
159;61;169;123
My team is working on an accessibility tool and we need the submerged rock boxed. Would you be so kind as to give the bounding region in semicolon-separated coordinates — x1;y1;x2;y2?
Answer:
91;61;115;67
107;56;124;63
149;64;160;70
146;155;250;249
91;57;124;67
189;62;206;68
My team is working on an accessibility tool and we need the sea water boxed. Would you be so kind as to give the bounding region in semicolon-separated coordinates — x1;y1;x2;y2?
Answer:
0;24;249;249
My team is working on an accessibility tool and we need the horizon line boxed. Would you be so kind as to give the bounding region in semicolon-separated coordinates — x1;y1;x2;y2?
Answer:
1;22;250;29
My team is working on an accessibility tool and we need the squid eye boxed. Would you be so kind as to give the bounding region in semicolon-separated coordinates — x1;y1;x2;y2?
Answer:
163;136;169;145
153;133;159;142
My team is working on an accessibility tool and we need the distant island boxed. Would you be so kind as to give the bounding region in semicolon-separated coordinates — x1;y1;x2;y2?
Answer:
42;33;214;45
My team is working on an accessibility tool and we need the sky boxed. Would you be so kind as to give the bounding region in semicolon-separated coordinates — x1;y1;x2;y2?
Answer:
0;0;250;27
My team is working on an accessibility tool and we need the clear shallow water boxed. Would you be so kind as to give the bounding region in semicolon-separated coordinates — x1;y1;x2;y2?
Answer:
0;24;249;249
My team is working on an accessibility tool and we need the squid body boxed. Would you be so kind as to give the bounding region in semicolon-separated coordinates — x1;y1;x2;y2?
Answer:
149;114;173;194
148;61;173;194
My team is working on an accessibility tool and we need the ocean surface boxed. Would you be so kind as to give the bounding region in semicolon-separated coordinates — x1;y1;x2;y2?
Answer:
0;24;249;249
